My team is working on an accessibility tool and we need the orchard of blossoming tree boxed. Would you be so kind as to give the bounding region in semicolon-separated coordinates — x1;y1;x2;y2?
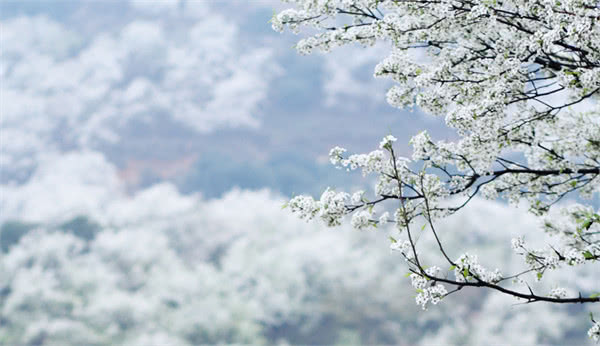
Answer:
273;0;600;340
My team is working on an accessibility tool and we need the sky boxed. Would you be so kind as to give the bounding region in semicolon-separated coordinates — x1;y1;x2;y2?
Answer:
1;0;453;199
0;1;597;345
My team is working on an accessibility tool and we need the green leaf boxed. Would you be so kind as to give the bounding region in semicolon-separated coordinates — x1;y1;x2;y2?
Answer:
537;272;543;280
449;265;456;271
590;293;600;299
583;251;594;260
421;224;427;231
281;203;288;209
463;268;469;278
389;236;397;243
404;272;412;278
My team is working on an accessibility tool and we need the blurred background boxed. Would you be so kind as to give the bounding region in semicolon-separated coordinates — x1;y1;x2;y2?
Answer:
0;1;597;344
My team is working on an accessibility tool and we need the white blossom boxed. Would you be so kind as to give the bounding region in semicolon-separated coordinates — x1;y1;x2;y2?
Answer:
511;237;524;251
351;190;365;204
548;288;568;299
329;146;346;166
454;253;502;284
415;281;448;310
288;195;320;221
589;321;600;342
379;135;397;149
351;209;373;230
378;211;390;225
318;188;349;226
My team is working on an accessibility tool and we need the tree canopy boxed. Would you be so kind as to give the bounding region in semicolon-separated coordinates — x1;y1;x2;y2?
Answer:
274;0;600;340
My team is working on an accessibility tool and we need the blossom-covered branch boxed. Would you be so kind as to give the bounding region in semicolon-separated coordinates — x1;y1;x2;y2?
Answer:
275;0;599;340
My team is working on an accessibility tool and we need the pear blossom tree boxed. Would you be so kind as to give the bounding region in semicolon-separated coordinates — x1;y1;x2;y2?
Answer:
273;0;600;340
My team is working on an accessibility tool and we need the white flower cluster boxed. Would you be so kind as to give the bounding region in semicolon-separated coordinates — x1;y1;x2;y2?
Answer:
329;146;346;166
351;209;373;230
288;195;320;220
317;188;349;226
351;190;365;204
411;267;447;310
511;236;525;251
288;188;350;227
415;283;448;310
564;249;586;266
589;321;600;342
290;186;382;230
379;134;397;149
390;238;414;261
548;287;568;299
410;273;427;289
344;150;388;175
513;233;594;281
454;253;502;284
271;8;317;34
378;211;390;225
295;135;453;233
543;204;600;253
